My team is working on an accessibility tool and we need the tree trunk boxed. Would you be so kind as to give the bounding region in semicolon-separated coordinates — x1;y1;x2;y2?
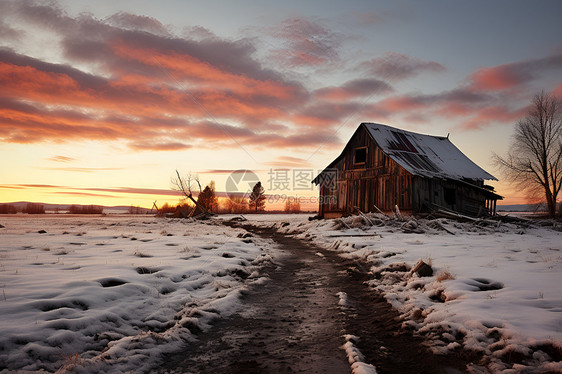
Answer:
543;181;555;217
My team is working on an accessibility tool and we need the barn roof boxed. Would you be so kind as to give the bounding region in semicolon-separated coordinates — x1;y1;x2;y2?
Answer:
363;123;497;181
313;123;497;184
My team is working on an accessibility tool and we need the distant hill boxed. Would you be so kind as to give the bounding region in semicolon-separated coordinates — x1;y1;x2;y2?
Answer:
2;202;153;214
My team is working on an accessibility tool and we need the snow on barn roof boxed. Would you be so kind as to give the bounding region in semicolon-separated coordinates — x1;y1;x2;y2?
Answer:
364;122;497;181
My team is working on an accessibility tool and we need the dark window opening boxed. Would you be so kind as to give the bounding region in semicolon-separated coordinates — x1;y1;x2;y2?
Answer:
444;188;456;206
354;147;367;164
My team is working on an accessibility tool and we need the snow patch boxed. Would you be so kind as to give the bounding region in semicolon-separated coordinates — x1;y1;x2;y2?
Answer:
337;291;348;307
341;334;378;374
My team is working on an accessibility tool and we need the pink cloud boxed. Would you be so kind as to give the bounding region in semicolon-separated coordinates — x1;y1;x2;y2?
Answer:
46;155;76;163
53;191;119;198
470;51;562;91
470;65;528;91
353;11;382;26
40;167;125;173
128;142;192;151
457;106;529;131
0;48;320;148
552;83;562;99
378;96;426;111
264;156;313;168
369;87;527;131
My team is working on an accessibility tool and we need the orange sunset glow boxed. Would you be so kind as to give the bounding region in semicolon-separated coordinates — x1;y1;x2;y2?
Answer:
1;0;561;210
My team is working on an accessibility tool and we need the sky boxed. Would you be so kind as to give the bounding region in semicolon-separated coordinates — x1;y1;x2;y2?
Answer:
1;0;561;209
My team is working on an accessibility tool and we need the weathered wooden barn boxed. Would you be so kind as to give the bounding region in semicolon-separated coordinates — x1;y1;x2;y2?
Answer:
312;123;502;218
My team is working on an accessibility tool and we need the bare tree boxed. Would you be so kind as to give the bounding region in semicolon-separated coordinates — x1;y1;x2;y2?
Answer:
494;91;562;217
171;170;211;217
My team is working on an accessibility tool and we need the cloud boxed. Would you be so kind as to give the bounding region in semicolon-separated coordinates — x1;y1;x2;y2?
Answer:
200;169;251;175
370;87;525;131
553;83;562;99
470;65;531;91
0;3;362;150
129;142;192;151
0;48;315;148
0;46;301;122
1;184;63;189
264;156;313;168
2;0;346;150
259;130;342;149
456;106;528;131
352;11;382;26
268;17;342;67
105;12;169;35
470;51;562;91
53;191;120;199
46;155;76;163
359;52;446;81
6;1;554;152
314;78;393;101
39;167;125;173
291;101;364;128
86;187;183;197
0;183;183;197
0;18;23;41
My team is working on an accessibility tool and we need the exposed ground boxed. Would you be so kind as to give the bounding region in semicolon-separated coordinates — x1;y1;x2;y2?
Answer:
159;223;476;373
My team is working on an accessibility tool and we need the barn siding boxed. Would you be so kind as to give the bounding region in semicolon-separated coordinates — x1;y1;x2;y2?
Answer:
411;177;491;216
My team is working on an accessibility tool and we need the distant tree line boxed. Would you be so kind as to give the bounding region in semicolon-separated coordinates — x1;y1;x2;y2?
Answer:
170;172;267;217
284;197;301;213
128;205;144;214
160;175;267;216
0;203;46;214
0;203;104;214
164;172;313;216
68;205;104;214
23;203;46;214
0;204;19;214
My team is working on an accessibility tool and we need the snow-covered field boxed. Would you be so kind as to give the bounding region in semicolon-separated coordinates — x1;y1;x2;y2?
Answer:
0;215;270;373
1;213;561;373
257;213;562;373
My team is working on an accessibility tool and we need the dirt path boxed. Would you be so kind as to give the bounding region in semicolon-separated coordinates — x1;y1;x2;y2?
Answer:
159;223;473;373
